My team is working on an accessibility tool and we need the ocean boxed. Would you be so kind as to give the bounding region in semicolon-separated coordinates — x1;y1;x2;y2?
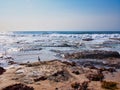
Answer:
13;31;120;34
0;31;120;67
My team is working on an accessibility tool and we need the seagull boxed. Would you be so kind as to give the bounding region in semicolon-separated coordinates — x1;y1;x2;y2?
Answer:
38;56;41;62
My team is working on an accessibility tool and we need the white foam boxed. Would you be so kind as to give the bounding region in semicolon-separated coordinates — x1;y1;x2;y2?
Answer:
0;32;120;65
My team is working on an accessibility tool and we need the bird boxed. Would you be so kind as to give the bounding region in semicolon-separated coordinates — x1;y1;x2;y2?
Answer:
38;56;41;62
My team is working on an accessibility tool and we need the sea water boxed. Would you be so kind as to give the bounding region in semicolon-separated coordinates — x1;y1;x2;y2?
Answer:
0;31;120;65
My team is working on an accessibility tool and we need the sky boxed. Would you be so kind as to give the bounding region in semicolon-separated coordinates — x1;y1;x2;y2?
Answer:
0;0;120;31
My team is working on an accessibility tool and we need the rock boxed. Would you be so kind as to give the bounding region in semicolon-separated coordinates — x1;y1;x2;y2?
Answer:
87;66;97;69
26;62;41;67
109;64;120;69
110;38;120;41
2;83;34;90
61;43;71;47
82;38;94;41
71;82;80;89
62;61;76;66
71;81;89;90
101;81;118;90
72;71;80;75
107;68;116;73
83;62;96;69
15;69;24;74
0;67;6;75
23;79;33;84
98;67;116;73
20;47;42;51
64;50;120;59
55;88;58;90
50;50;61;53
34;76;47;82
35;82;41;85
86;72;104;81
4;56;14;60
48;70;71;82
104;41;120;44
70;66;83;75
8;61;16;65
11;77;19;80
28;71;43;77
80;81;89;90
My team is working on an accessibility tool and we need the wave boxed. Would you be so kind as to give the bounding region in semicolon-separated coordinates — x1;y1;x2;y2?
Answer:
0;31;120;63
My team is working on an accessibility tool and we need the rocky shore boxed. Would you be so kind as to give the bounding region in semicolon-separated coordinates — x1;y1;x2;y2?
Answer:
63;50;120;59
0;50;120;90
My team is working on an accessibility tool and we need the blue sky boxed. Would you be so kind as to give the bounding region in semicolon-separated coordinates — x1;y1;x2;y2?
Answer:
0;0;120;31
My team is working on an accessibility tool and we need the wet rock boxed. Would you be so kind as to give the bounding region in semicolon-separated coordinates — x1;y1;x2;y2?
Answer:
107;68;116;73
110;38;120;41
97;67;106;73
109;63;120;69
0;55;3;58
4;56;14;60
48;70;71;82
82;38;94;41
86;72;104;81
55;88;58;90
70;66;83;75
20;47;42;51
80;81;89;90
71;81;89;90
34;76;47;82
8;60;16;65
72;70;80;75
102;41;120;48
2;83;34;90
98;67;116;73
83;62;92;67
62;61;76;66
71;82;80;90
61;43;72;47
50;50;61;53
103;40;120;44
0;67;6;75
83;62;97;69
87;66;97;69
26;62;41;67
101;81;118;90
64;50;120;59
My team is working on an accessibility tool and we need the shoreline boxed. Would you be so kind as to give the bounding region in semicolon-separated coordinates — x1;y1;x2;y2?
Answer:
0;32;120;90
0;50;120;90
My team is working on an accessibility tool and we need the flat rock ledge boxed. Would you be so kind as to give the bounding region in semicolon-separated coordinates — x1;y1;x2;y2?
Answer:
64;50;120;59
